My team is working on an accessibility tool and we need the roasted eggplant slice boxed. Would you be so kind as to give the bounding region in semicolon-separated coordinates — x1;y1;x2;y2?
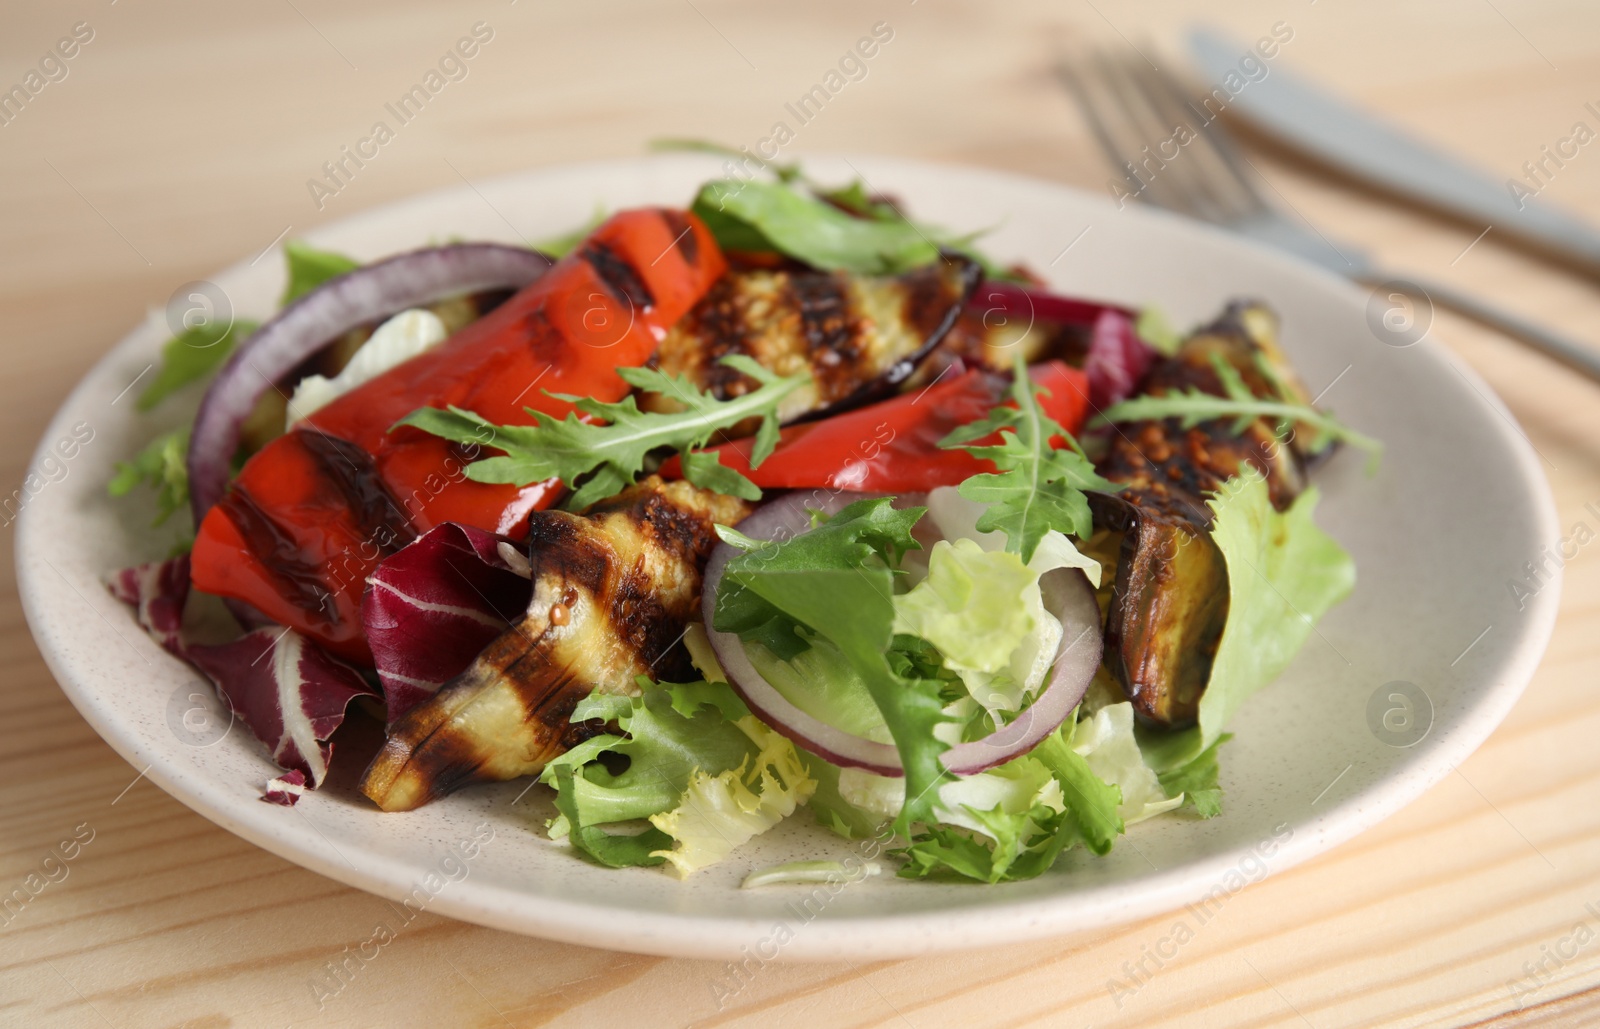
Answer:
645;256;981;422
359;477;751;812
1094;301;1309;727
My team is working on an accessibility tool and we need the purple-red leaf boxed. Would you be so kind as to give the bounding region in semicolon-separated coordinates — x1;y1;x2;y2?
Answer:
1085;308;1156;410
362;522;532;724
189;628;376;788
263;769;308;806
106;555;191;657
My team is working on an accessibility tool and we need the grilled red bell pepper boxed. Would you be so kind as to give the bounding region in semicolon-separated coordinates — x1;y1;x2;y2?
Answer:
663;361;1089;493
191;209;726;664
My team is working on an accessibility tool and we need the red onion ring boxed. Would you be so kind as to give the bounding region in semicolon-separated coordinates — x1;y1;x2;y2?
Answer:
702;490;1103;776
187;243;553;521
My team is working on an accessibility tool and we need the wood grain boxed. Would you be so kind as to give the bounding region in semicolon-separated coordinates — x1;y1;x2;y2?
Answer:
5;1;1600;1026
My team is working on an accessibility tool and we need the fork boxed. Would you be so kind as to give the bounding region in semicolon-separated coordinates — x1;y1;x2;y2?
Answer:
1059;50;1600;384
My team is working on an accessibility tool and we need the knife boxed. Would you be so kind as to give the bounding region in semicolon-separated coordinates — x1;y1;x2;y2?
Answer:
1187;27;1600;278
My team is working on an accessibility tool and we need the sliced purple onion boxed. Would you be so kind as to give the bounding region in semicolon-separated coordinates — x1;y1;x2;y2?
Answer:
187;243;554;521
701;491;1103;777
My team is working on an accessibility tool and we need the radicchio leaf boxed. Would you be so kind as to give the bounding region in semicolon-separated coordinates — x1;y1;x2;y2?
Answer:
263;769;309;806
362;522;532;724
188;628;376;788
105;555;191;657
1084;308;1156;410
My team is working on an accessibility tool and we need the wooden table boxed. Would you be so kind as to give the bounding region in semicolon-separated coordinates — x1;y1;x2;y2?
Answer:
5;1;1600;1025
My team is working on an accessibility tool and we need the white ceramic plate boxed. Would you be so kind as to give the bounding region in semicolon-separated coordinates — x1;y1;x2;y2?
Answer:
17;154;1560;960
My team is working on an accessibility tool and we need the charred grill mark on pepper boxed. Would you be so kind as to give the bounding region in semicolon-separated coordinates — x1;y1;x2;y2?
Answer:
580;239;655;312
215;482;340;626
297;429;417;554
660;208;699;266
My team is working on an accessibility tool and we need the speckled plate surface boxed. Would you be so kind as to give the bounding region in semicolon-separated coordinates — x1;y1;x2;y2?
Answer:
16;154;1560;960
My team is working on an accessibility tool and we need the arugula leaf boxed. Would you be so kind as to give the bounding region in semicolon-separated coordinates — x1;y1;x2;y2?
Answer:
108;429;189;526
1157;733;1230;819
939;355;1117;562
137;320;258;412
280;241;360;306
1095;356;1383;470
396;355;809;510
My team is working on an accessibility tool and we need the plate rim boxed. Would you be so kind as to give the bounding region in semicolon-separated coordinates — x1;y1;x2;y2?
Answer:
16;152;1563;960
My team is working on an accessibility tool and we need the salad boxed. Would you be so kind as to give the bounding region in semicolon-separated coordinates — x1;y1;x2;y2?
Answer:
106;150;1378;884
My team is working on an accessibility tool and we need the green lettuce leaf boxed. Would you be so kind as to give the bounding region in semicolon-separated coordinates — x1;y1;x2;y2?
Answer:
539;679;757;860
713;496;923;660
713;499;951;835
1156;733;1230;819
1073;702;1185;825
137;320;258;412
280;240;360;306
541;678;813;874
1142;471;1355;771
891;539;1037;676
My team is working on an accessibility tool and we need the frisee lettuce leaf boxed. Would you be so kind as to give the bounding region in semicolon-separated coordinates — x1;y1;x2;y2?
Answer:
891;539;1038;678
396;355;808;510
280;240;360;306
108;428;189;526
939;355;1117;562
648;716;816;877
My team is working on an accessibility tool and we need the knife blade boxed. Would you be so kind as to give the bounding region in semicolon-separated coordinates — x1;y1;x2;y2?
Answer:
1187;26;1600;277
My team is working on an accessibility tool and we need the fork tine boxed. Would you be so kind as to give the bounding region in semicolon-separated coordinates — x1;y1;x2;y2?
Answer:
1092;50;1238;222
1129;56;1271;220
1057;54;1206;220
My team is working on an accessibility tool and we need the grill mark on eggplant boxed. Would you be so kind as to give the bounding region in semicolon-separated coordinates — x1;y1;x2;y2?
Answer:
1093;300;1308;728
900;262;961;340
789;273;862;402
660;208;699;266
215;483;339;626
686;275;756;397
359;477;751;811
297;429;416;554
580;239;655;312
